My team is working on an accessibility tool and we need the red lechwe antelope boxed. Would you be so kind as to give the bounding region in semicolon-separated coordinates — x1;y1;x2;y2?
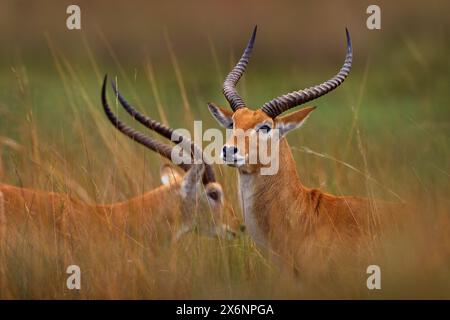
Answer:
208;27;398;275
0;76;242;247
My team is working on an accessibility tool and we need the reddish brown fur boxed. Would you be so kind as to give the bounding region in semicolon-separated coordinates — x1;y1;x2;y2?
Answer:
211;105;399;276
0;171;241;247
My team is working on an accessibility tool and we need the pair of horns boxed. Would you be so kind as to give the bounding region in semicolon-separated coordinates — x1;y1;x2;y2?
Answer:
224;26;353;118
101;76;216;185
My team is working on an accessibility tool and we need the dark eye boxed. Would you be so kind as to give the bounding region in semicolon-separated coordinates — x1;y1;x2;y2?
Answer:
227;122;234;129
207;190;220;201
258;124;271;133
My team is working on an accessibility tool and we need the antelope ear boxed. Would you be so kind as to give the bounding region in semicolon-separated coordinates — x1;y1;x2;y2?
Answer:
275;106;316;136
160;164;182;186
207;103;233;128
181;165;205;198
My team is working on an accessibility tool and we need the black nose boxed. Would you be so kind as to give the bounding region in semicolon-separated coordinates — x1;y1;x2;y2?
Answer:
223;146;238;157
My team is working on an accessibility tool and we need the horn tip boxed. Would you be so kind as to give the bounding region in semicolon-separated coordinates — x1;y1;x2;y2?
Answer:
102;74;107;93
251;25;258;39
101;74;108;108
345;28;352;50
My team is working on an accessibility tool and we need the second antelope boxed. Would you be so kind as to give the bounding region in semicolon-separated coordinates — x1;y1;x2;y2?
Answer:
0;76;241;246
208;27;396;274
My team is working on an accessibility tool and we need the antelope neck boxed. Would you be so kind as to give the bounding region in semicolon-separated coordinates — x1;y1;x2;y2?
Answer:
237;138;306;247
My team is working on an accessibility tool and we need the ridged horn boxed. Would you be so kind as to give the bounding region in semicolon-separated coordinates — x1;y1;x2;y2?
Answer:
110;79;216;185
222;26;257;111
260;28;353;118
101;76;191;173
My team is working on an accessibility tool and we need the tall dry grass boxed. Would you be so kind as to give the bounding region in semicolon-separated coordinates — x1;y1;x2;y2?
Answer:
0;26;449;299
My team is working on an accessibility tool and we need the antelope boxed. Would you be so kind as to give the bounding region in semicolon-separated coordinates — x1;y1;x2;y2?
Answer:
0;191;5;246
0;76;242;247
208;27;390;275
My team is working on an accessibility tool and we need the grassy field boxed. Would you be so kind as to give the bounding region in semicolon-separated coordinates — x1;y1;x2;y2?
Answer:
0;3;449;299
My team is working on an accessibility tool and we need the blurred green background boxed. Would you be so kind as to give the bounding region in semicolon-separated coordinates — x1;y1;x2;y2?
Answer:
0;0;449;299
0;0;448;197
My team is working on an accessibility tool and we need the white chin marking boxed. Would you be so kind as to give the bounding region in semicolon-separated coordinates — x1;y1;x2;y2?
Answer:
161;176;170;185
222;157;246;167
229;162;246;168
226;162;242;168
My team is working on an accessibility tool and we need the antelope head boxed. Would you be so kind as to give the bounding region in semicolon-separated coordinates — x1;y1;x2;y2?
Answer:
208;26;352;174
101;77;242;239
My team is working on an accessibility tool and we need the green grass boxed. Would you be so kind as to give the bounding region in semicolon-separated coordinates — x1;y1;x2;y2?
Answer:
0;34;449;299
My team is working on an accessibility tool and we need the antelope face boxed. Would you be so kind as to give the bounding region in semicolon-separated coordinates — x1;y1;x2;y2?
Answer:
210;106;273;172
208;26;351;173
208;104;316;173
192;182;241;240
161;164;242;240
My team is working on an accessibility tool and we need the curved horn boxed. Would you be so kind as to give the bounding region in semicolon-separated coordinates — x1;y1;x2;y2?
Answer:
110;80;216;185
261;29;353;118
102;76;191;172
111;81;181;143
223;25;257;111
